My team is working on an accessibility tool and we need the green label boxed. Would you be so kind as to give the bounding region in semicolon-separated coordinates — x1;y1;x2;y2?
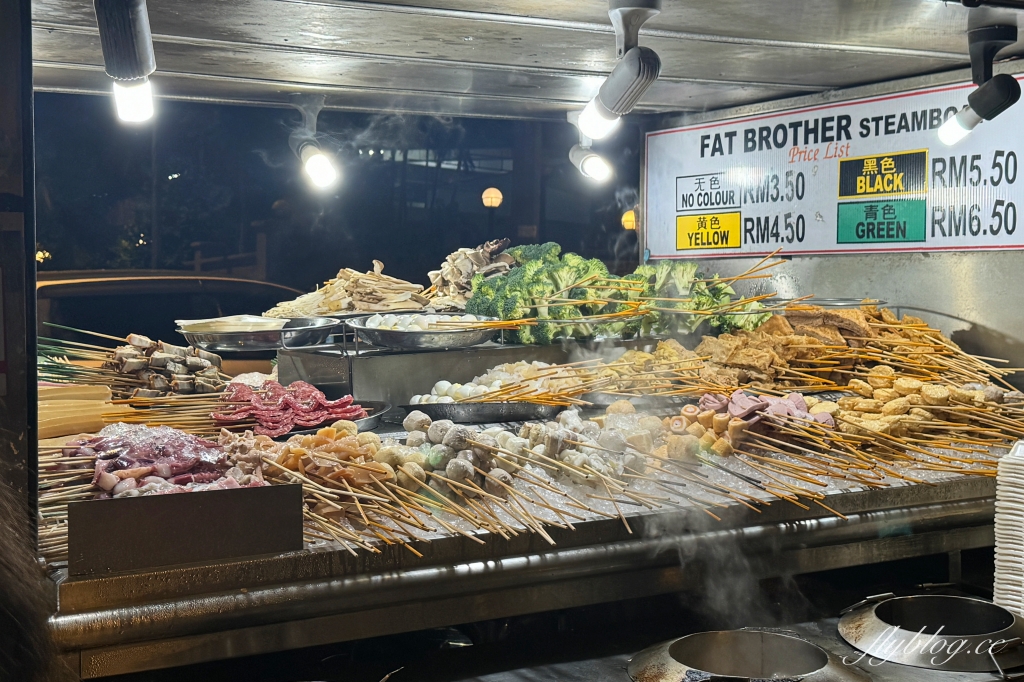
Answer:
837;200;927;244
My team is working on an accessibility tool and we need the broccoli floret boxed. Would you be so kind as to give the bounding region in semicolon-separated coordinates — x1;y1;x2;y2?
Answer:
504;242;562;266
542;262;581;294
499;291;530;321
632;263;656;280
532;321;556;345
466;271;502;317
514;325;537;345
654;260;699;298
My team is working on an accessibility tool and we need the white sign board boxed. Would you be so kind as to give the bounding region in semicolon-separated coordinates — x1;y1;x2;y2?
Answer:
645;76;1024;259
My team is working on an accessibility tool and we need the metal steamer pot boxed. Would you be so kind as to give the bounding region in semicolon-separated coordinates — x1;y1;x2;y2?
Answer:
838;594;1024;672
629;630;868;682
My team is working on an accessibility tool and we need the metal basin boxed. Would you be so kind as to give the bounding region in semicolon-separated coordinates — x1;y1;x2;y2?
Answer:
346;316;497;350
839;595;1024;672
178;317;341;352
629;630;868;682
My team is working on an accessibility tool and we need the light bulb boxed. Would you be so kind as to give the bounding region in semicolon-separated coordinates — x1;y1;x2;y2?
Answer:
938;106;982;146
113;79;154;123
580;154;613;182
301;146;339;188
577;98;621;140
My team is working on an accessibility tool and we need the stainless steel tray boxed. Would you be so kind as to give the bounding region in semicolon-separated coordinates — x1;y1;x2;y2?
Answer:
273;401;391;440
346;316;498;350
179;317;342;353
401;402;562;424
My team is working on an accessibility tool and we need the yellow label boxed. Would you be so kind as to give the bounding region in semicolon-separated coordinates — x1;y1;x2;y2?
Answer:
676;212;742;250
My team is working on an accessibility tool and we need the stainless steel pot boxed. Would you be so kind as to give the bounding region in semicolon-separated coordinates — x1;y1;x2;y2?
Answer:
838;594;1024;672
629;630;868;682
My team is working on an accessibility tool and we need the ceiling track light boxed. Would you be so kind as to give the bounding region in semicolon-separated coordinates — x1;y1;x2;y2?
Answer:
289;94;340;189
569;144;613;183
938;24;1020;145
94;0;156;123
575;0;662;141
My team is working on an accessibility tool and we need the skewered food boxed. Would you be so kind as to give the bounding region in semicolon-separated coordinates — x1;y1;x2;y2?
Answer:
212;381;368;438
71;423;267;498
38;332;227;399
409;360;585;405
265;260;428;317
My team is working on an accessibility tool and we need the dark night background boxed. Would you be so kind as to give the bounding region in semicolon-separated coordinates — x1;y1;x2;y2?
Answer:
33;93;641;292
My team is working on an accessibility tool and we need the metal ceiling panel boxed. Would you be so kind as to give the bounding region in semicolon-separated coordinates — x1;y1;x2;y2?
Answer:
30;0;1024;118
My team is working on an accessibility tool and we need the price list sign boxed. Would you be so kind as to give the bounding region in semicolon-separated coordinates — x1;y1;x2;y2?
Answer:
644;76;1024;259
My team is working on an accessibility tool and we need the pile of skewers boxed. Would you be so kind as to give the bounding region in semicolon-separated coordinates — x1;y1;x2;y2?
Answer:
38;324;228;398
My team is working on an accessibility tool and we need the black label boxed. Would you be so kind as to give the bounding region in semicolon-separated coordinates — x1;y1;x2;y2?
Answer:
838;150;928;199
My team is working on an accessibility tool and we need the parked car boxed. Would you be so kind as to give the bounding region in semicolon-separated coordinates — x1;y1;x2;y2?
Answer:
37;271;303;344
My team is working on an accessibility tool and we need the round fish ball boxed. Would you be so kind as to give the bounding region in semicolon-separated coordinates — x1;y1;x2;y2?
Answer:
406;431;428;448
402;410;432;433
446;457;475;483
428;475;454;500
433;381;452;397
438;397;455;404
331;420;358;437
484;468;513;498
358;431;382;450
427;444;456;471
494;430;513;449
427;419;455;444
410;395;422;405
398;462;426;491
397;448;428;469
472;433;499;462
373;446;403;467
456;449;478;468
442;425;476;451
446;383;463;398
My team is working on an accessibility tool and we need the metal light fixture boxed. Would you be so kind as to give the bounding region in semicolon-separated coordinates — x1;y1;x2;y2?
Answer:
569;144;613;183
482;187;503;208
576;1;662;140
939;25;1020;145
94;0;157;123
289;95;340;190
299;143;339;188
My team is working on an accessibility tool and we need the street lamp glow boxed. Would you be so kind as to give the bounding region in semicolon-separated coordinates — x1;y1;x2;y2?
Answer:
482;187;503;208
113;79;154;123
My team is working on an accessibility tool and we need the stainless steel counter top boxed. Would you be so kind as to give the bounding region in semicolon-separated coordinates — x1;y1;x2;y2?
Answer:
51;475;996;679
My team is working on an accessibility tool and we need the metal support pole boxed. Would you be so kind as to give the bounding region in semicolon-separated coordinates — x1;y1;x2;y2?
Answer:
0;0;38;539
